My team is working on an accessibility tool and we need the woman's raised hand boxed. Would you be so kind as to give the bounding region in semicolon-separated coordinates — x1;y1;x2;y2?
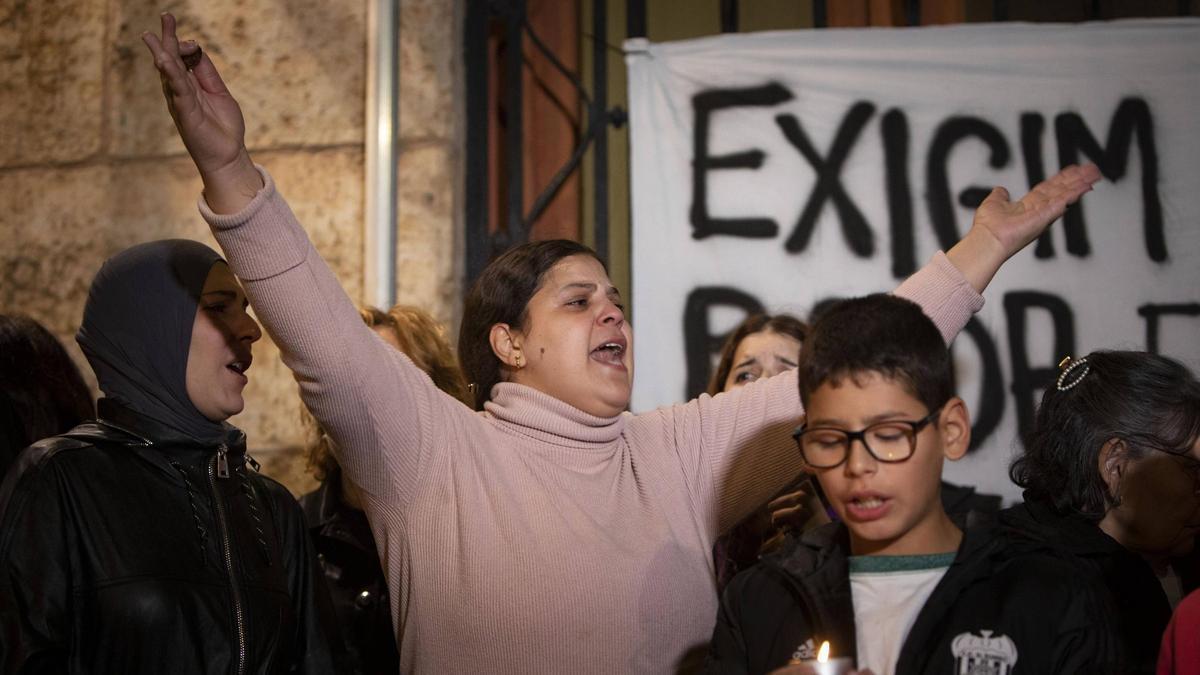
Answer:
142;12;263;214
974;163;1102;257
947;163;1102;293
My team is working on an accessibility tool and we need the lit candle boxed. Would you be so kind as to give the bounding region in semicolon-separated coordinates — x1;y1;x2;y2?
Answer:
791;641;855;675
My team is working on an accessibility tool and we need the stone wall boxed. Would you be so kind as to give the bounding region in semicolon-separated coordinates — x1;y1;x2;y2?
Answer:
0;0;463;496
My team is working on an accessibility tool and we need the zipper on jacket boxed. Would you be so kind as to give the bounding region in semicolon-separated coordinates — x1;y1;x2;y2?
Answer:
245;452;260;472
217;444;230;478
210;452;247;675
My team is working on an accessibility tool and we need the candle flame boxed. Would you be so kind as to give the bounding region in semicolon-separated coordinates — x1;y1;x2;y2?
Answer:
817;641;830;662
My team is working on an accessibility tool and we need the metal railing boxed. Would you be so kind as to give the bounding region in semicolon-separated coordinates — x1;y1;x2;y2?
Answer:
463;0;631;283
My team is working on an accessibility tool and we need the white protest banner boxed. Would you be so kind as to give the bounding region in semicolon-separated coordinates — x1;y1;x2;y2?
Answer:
625;19;1200;502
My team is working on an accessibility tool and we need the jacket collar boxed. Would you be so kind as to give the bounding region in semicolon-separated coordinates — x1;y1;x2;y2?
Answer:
303;471;340;528
63;400;250;479
1000;494;1125;557
301;469;376;553
999;496;1171;625
775;510;996;575
95;398;246;452
303;468;359;529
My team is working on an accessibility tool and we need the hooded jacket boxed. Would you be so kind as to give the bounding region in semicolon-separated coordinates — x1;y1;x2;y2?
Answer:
0;400;338;674
998;497;1173;675
707;512;1120;675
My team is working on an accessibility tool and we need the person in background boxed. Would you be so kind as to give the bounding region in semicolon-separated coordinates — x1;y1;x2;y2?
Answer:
707;314;830;591
1158;588;1200;675
1005;350;1200;674
0;314;94;479
708;314;809;395
0;240;338;673
708;294;1118;675
300;304;470;674
144;13;1099;671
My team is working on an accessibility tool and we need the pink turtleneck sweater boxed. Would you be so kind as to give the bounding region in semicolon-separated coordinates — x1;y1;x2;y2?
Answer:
201;168;983;673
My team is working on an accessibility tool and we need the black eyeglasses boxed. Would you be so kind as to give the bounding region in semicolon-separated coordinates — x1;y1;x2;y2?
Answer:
792;407;943;469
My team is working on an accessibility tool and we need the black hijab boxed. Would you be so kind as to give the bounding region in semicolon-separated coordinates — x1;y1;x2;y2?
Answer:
77;239;237;444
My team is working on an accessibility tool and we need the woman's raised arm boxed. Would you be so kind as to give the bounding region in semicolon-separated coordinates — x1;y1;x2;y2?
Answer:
659;162;1102;536
142;12;262;214
946;162;1101;293
142;14;461;502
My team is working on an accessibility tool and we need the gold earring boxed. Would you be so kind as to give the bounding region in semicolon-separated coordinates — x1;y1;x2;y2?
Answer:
514;353;523;368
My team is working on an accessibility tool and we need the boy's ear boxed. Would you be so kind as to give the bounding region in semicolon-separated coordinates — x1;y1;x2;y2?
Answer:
938;396;971;461
1097;438;1127;500
488;324;523;369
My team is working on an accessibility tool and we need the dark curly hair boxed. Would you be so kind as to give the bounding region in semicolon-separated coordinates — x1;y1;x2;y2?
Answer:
1010;350;1200;522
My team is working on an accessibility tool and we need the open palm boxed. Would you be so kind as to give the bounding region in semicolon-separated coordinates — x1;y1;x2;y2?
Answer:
973;163;1102;258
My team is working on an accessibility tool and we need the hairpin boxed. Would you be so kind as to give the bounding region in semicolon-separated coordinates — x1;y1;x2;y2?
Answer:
1056;356;1090;391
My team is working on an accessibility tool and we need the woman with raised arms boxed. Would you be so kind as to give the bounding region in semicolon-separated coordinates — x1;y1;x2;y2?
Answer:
143;14;1100;673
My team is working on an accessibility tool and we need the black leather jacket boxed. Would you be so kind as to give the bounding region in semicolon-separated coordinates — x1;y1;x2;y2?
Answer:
0;400;339;674
300;471;398;674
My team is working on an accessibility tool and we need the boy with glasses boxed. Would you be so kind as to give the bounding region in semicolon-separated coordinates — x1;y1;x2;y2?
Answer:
706;294;1118;675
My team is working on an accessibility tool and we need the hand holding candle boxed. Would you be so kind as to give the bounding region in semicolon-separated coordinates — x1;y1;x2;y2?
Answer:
769;641;870;675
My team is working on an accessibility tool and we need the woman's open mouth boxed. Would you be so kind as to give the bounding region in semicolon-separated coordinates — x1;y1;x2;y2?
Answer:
590;339;627;368
226;357;252;383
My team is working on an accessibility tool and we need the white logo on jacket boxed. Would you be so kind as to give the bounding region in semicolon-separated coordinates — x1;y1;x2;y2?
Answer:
791;638;817;661
950;630;1018;675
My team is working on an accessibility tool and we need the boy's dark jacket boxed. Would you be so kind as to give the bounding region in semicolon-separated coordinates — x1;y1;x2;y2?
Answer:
706;511;1120;674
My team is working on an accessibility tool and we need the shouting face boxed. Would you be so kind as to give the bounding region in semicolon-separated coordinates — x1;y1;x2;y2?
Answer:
498;254;633;418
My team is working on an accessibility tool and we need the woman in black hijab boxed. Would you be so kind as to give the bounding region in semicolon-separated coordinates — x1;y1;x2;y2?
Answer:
0;240;338;673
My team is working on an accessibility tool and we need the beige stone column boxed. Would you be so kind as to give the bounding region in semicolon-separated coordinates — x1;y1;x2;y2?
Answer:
395;0;463;330
0;0;464;495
